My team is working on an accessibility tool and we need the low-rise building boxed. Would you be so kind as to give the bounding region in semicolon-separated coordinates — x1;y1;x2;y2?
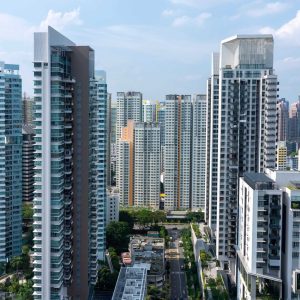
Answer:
112;266;147;300
129;236;165;287
106;188;120;225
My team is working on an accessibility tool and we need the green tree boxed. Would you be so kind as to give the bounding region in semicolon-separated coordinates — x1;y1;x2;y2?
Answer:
152;210;166;225
22;203;33;221
10;256;23;276
135;209;153;229
119;210;135;232
186;210;204;223
108;247;120;271
96;267;119;291
106;221;130;254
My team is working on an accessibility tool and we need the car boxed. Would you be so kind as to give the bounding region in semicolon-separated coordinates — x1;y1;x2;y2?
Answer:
172;227;177;230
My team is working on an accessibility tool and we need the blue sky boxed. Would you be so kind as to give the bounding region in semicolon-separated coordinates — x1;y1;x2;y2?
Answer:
1;0;300;102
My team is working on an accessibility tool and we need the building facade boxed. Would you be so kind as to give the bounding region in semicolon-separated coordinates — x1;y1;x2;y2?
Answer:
33;27;107;300
277;141;288;170
0;62;22;262
22;125;35;203
142;100;156;122
191;94;207;210
106;188;120;226
206;53;220;229
134;122;160;208
164;95;192;210
237;173;282;300
277;98;289;142
215;35;278;271
288;97;300;143
116;91;142;141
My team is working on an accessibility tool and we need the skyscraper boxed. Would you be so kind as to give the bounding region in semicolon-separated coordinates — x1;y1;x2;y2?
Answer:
191;94;207;210
134;122;160;208
117;121;134;206
214;35;278;272
23;93;35;126
288;97;300;142
157;102;166;173
116;91;142;141
117;120;161;208
277;98;289;141
164;95;192;210
110;102;117;144
22;125;35;203
0;62;22;262
33;26;107;299
206;53;220;229
142;100;156;122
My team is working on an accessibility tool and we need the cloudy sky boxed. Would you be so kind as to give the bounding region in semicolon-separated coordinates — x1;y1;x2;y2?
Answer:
1;0;300;102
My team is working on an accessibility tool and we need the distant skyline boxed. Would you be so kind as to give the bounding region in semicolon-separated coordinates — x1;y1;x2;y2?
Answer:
1;0;300;101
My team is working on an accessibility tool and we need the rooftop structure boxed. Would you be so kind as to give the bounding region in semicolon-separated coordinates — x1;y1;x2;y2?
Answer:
112;266;147;300
129;236;165;287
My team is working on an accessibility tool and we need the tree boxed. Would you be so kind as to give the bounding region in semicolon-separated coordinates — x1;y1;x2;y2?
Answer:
108;247;120;271
10;256;23;275
22;203;33;222
186;210;204;223
106;221;130;254
119;210;135;232
96;266;118;291
152;210;166;225
135;209;153;229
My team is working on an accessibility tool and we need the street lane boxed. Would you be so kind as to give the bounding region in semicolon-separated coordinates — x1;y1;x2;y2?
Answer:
167;227;188;300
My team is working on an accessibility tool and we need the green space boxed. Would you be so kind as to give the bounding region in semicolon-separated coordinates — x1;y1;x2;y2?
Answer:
181;228;201;299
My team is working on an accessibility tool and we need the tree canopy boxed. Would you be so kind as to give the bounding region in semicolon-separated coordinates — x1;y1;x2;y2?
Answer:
106;221;130;254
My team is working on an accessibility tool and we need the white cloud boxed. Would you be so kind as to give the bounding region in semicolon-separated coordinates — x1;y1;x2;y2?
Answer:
172;15;190;27
259;10;300;45
248;2;287;17
170;0;231;8
195;13;212;26
172;13;211;27
162;9;176;17
39;8;82;31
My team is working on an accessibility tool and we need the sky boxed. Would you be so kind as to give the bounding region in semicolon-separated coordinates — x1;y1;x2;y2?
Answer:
1;0;300;102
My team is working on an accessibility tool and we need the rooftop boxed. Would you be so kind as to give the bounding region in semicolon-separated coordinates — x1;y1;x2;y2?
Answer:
112;266;147;300
243;172;276;190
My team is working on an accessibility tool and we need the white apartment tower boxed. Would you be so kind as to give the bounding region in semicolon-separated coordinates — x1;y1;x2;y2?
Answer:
237;173;282;300
134;122;160;208
116;91;142;141
142;100;157;122
206;53;220;228
215;35;278;271
164;95;192;210
192;94;207;210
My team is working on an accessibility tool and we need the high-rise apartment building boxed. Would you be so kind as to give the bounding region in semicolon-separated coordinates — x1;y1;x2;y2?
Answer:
22;125;35;203
288;97;300;142
116;91;142;141
191;94;207;210
134;122;160;208
33;26;107;299
214;35;278;271
0;62;22;262
142;100;156;122
164;95;192;210
23;93;35;125
206;53;220;229
117;121;134;206
117;120;160;208
110;102;117;144
277;98;289;141
157;102;166;173
277;141;288;170
237;173;282;300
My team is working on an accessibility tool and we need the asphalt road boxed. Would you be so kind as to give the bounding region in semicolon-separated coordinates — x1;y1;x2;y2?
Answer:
167;227;188;300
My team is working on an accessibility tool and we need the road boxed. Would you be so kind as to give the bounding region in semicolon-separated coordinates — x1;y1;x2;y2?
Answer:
166;226;188;300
